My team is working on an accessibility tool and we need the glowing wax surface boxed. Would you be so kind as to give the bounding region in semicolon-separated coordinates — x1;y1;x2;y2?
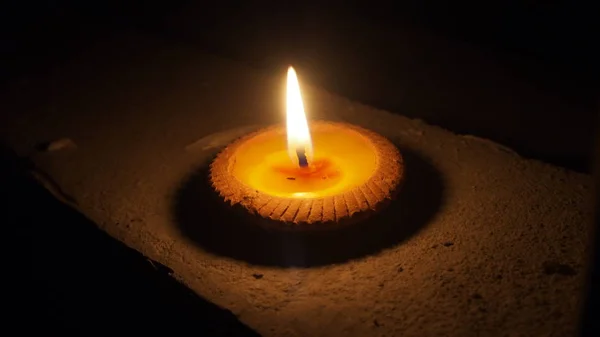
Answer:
230;123;378;198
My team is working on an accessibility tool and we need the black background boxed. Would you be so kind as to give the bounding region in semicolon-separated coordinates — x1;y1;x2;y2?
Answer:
2;1;599;171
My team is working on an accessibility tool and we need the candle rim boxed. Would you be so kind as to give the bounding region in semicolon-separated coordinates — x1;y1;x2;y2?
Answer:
210;120;404;226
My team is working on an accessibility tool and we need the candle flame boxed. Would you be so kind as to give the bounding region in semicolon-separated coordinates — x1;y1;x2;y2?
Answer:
286;66;313;167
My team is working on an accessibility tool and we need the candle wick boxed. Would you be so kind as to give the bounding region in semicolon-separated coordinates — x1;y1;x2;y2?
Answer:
296;147;309;168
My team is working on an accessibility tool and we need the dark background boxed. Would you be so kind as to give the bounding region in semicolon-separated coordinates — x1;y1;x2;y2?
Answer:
2;1;599;335
2;1;599;172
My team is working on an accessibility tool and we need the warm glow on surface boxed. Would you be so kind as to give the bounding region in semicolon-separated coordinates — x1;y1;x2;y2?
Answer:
286;66;313;166
230;123;378;199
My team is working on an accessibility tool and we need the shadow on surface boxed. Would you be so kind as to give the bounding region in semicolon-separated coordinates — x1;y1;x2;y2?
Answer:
1;144;260;336
173;146;444;267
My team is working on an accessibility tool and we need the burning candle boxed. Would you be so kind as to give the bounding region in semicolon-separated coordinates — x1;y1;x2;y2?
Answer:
210;67;403;227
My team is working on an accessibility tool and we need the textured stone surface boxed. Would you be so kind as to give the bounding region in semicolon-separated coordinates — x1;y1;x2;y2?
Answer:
0;34;593;337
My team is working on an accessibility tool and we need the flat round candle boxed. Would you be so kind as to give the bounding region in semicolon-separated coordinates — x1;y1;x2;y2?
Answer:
210;121;404;228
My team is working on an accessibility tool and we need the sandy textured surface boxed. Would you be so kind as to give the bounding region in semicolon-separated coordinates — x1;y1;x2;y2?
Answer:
1;34;593;336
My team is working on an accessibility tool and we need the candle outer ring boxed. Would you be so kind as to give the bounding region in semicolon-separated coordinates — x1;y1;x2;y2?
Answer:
210;121;404;230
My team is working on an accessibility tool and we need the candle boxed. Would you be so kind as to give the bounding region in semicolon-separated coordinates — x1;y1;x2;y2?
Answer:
210;67;403;227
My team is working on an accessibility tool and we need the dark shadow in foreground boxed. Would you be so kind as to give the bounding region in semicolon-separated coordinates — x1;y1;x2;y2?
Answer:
1;144;260;337
173;146;445;267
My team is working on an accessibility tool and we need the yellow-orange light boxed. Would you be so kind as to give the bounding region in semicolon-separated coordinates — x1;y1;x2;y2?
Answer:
210;65;403;225
286;66;313;167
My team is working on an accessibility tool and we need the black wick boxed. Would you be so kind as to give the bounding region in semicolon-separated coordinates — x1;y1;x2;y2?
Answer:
295;147;309;167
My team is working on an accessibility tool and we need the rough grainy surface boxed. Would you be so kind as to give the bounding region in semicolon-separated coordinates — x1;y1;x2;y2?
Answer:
0;34;593;337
